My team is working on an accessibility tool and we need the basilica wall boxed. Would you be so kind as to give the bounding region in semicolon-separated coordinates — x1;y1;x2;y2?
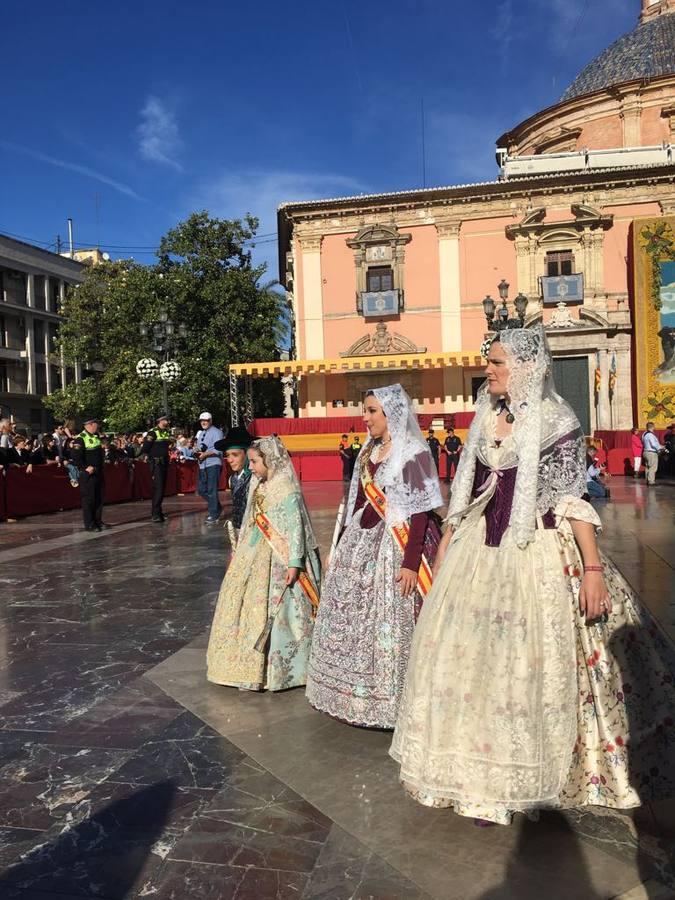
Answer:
501;76;675;158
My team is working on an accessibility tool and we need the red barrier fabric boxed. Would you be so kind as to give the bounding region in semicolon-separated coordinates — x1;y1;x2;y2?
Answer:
3;460;201;520
418;413;475;429
607;448;637;476
5;465;81;517
251;416;364;436
165;465;178;497
594;429;667;450
175;461;199;494
251;412;475;436
132;461;153;500
298;454;342;481
103;463;134;504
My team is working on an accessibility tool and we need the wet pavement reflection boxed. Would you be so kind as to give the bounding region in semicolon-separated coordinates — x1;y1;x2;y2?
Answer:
0;479;672;898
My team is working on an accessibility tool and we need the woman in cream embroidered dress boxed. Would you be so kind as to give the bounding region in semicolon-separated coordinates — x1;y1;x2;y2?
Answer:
391;327;675;824
306;384;442;729
206;436;321;692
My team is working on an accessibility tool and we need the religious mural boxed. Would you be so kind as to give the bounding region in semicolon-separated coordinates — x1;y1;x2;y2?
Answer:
633;218;675;426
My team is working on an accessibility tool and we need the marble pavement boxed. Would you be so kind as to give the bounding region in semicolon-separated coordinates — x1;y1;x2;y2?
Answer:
0;479;672;899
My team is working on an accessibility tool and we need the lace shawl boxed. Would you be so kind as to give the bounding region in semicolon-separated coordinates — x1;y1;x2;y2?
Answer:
447;326;586;548
242;435;320;551
345;384;443;527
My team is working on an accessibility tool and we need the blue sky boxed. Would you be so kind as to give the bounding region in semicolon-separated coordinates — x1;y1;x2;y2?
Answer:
2;0;637;279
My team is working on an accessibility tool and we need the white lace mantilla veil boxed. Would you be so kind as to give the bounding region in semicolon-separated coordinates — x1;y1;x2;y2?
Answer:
344;384;443;527
242;435;319;550
446;326;586;548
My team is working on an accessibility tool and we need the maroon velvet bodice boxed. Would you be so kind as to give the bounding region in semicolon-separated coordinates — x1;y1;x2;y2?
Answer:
472;459;555;548
352;460;428;571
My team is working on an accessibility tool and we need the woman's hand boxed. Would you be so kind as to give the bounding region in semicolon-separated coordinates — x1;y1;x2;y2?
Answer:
432;526;454;578
396;567;417;598
285;566;300;587
579;571;611;620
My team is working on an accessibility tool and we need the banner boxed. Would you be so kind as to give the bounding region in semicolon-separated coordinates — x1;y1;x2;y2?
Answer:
633;218;675;426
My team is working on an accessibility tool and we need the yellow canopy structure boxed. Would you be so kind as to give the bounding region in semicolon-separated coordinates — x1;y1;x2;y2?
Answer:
228;350;482;426
230;350;483;377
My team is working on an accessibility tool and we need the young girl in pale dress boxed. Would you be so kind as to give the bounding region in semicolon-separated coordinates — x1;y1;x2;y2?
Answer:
207;436;320;692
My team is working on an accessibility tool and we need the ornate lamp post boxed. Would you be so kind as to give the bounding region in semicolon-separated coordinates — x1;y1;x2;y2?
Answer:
137;307;186;414
482;280;528;332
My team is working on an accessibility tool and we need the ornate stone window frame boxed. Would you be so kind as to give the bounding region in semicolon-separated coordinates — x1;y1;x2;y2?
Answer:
506;204;613;306
346;224;412;315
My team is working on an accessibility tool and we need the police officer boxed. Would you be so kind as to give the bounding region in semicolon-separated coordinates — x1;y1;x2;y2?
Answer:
143;414;171;522
71;417;106;532
427;428;441;471
348;433;362;479
443;427;463;483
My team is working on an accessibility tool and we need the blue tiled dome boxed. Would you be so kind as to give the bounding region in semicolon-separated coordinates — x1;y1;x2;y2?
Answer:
561;13;675;101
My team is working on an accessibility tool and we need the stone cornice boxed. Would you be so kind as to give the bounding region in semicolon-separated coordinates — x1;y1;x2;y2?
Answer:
281;166;675;225
276;167;675;286
435;219;462;238
296;231;323;252
506;203;614;240
0;236;84;281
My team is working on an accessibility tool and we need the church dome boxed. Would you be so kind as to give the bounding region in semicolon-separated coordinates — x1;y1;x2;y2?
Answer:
561;11;675;102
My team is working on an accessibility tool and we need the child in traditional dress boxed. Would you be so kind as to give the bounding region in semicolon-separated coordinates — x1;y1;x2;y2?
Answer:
215;426;254;540
206;436;320;692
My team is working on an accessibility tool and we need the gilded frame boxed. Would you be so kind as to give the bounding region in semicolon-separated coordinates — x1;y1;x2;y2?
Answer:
633;217;675;426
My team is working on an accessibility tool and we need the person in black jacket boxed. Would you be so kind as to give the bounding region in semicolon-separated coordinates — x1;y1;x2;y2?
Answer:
443;428;463;483
142;415;172;523
214;425;253;534
426;428;441;472
71;418;106;532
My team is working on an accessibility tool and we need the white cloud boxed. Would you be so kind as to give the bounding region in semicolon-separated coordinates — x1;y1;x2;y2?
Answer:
491;0;514;67
138;96;183;170
0;140;143;200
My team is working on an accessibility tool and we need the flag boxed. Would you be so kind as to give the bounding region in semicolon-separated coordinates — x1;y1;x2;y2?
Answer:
609;352;617;400
594;351;601;404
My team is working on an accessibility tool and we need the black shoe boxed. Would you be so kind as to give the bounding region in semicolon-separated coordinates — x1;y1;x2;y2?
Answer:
97;523;112;529
84;525;97;532
152;516;166;523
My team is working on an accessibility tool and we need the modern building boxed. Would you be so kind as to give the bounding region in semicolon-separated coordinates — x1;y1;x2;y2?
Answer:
263;0;675;432
0;235;84;431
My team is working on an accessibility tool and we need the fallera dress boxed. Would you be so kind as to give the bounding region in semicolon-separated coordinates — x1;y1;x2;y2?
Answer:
207;471;320;692
390;420;675;823
306;383;443;730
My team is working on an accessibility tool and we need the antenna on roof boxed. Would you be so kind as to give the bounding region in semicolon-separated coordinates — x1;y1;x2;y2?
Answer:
421;98;427;189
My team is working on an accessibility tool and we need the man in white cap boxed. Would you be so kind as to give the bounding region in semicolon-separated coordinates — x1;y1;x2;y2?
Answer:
194;412;224;524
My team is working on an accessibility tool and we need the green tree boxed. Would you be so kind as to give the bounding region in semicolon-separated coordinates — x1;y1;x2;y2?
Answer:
45;212;287;430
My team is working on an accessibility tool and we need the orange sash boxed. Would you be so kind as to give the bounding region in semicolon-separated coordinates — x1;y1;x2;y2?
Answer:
254;512;320;612
362;480;433;597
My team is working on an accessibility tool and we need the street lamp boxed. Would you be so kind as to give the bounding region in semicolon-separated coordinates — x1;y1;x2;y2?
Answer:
482;281;528;332
137;308;186;415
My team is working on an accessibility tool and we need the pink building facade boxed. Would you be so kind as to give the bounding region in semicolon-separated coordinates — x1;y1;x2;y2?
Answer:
274;0;675;433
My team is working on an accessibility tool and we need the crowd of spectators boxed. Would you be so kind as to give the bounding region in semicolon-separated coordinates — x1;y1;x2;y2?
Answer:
0;418;201;489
